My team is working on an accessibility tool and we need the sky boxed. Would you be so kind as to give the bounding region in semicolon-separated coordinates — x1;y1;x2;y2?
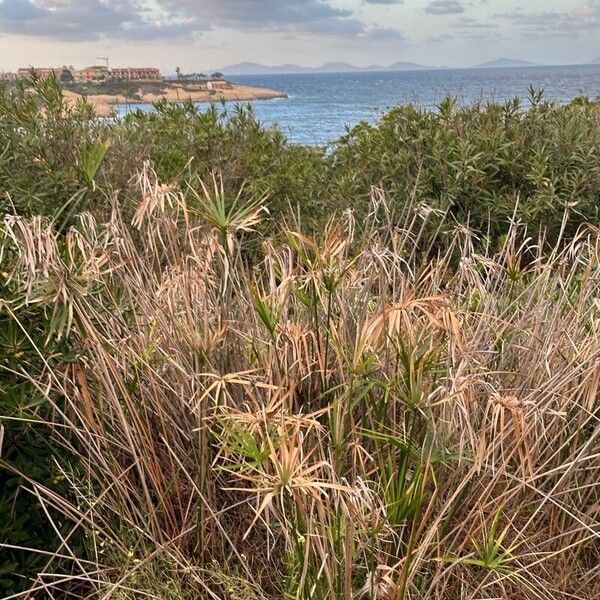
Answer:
0;0;599;72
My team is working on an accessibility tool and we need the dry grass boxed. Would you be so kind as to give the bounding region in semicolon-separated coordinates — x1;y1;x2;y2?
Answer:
2;167;599;599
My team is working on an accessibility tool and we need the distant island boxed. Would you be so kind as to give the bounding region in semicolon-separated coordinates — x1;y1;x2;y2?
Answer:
216;57;600;75
474;58;541;69
219;61;435;75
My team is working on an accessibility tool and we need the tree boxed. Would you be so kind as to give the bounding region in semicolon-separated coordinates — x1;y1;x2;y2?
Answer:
175;66;182;80
211;72;223;80
60;67;74;84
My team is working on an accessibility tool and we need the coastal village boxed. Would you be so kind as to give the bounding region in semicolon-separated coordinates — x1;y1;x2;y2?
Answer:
0;64;286;116
0;64;231;91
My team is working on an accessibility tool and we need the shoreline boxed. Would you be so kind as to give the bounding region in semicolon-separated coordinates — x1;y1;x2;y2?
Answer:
63;83;288;117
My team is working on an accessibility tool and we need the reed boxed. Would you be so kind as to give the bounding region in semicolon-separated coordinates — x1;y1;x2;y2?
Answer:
1;165;598;598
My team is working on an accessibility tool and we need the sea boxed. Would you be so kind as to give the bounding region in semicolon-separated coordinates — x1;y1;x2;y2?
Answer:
115;64;600;146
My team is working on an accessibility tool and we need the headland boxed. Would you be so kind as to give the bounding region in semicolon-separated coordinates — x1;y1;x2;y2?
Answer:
62;81;288;117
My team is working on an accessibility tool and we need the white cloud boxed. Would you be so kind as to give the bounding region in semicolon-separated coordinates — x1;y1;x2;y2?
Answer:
494;2;600;36
0;0;204;41
425;1;465;15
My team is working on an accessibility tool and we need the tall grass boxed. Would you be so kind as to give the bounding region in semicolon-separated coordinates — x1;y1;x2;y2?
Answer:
2;166;598;598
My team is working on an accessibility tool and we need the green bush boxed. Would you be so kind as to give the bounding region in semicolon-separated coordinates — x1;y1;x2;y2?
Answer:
2;77;598;241
329;93;600;241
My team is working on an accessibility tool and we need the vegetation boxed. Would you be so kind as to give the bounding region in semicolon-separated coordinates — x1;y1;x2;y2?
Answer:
0;77;599;598
64;79;171;98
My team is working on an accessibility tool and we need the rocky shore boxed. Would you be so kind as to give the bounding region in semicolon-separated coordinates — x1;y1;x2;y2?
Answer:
63;82;287;117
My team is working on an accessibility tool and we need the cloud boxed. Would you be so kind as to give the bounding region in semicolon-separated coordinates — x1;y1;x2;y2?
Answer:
159;0;405;41
453;22;501;39
0;0;205;41
427;32;454;43
161;0;349;31
425;1;465;15
454;17;497;30
0;0;48;20
494;2;600;36
0;0;405;44
361;26;406;42
363;0;404;4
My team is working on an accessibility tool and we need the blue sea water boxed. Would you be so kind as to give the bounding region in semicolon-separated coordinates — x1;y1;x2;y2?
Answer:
116;64;600;145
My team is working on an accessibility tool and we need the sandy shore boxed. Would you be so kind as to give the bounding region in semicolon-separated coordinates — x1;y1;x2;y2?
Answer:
63;83;287;117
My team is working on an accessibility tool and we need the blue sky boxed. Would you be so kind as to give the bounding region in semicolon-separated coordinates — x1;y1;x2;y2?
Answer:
0;1;598;71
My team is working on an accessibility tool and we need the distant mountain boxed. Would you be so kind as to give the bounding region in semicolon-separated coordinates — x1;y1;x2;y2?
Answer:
309;62;360;73
591;58;600;64
475;58;540;69
220;61;434;75
311;62;433;73
388;61;434;71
